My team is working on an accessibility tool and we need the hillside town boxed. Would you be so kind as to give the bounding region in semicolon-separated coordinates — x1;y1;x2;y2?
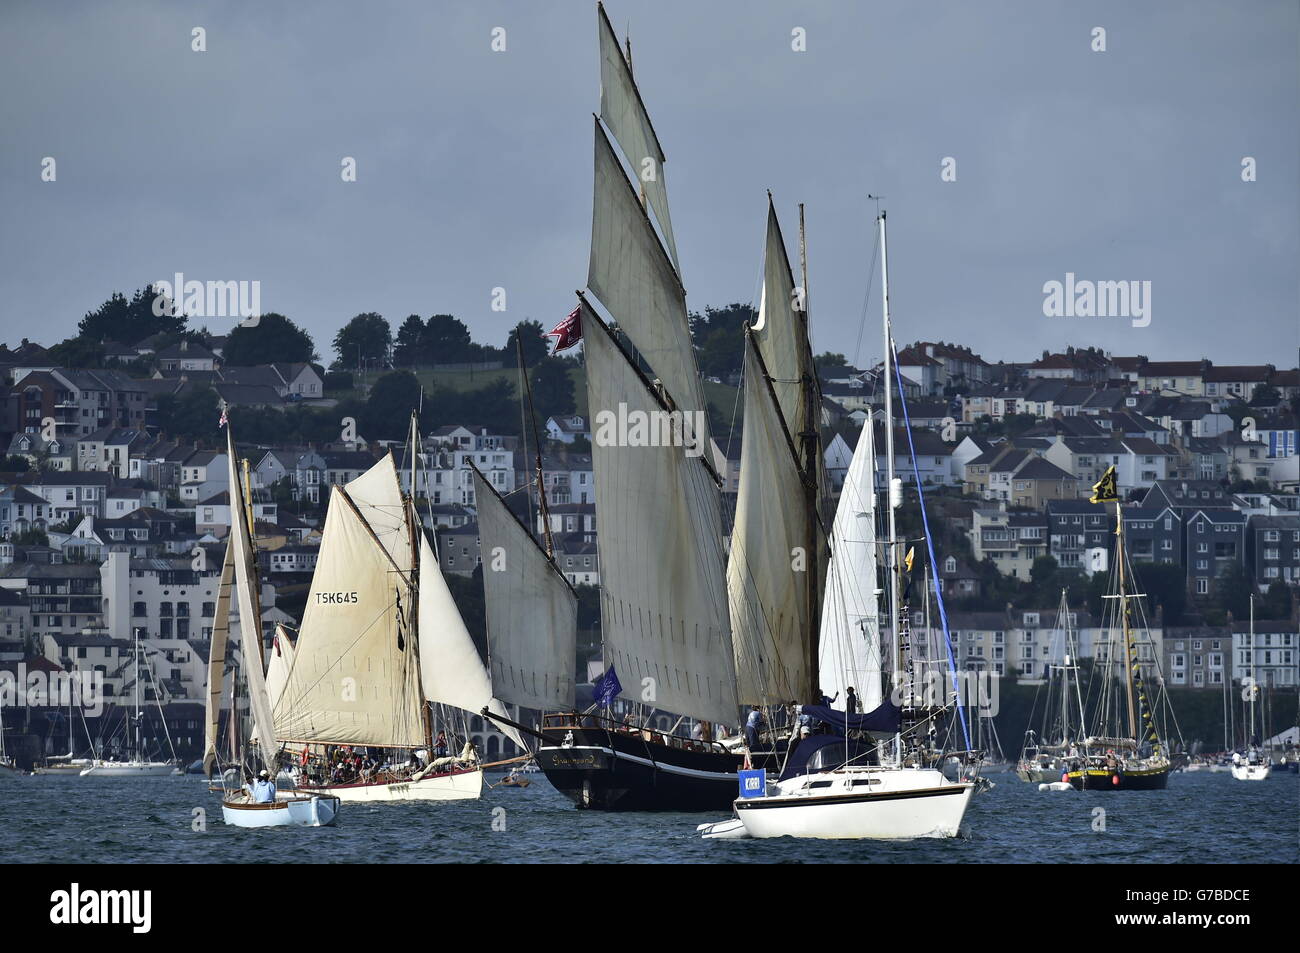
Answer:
0;314;1297;763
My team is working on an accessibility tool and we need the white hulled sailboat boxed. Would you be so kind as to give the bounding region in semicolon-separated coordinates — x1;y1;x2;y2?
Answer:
1232;595;1271;781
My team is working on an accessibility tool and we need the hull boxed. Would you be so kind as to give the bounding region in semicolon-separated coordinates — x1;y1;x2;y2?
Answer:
1065;762;1169;791
297;766;482;802
734;767;974;840
33;760;94;776
535;718;780;812
79;761;181;777
1016;764;1065;783
1230;764;1271;781
222;795;340;828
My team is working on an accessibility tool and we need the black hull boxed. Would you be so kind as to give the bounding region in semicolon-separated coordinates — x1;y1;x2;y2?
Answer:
535;724;781;812
1066;765;1170;791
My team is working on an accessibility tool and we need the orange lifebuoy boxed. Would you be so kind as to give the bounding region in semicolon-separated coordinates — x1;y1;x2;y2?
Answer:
300;748;309;767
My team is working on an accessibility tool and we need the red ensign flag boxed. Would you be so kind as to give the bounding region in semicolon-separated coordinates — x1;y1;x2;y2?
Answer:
547;307;582;352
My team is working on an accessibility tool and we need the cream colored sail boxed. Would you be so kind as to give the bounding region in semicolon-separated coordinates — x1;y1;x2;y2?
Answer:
272;480;426;749
226;430;280;772
471;467;577;711
416;534;527;751
588;120;706;427
584;304;738;725
251;624;296;750
819;424;882;710
597;2;678;271
727;337;817;704
202;542;236;775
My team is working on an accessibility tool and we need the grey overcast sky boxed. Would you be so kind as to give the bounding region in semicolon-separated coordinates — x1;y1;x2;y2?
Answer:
1;0;1296;369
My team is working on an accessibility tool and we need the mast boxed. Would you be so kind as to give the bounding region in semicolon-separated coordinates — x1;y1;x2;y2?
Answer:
1247;594;1256;747
517;334;555;559
878;210;901;760
1115;500;1139;741
407;411;432;754
798;203;819;705
133;628;141;761
241;457;265;669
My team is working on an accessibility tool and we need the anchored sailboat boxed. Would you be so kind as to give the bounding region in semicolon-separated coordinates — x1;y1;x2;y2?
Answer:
1065;465;1174;791
1232;595;1271;781
1017;590;1088;783
79;630;181;777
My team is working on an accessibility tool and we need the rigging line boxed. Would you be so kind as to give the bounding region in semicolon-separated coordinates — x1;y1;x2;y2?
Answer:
890;342;971;752
851;225;881;373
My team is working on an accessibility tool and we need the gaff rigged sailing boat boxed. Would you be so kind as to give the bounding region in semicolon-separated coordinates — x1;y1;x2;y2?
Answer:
726;210;974;840
271;415;524;803
207;420;340;827
1065;466;1173;791
1016;590;1088;783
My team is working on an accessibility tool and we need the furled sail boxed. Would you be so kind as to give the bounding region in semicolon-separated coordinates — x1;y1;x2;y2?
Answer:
226;430;280;772
584;302;738;725
471;466;577;711
588;119;706;427
272;476;426;749
727;336;818;704
818;424;882;710
597;2;678;271
416;534;528;751
202;543;236;775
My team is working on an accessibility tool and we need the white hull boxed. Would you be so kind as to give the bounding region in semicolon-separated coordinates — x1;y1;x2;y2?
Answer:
79;761;181;777
33;760;93;775
298;767;483;802
734;767;974;840
222;794;340;828
1231;763;1271;781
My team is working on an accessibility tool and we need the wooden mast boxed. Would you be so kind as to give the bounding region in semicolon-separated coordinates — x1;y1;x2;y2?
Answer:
517;335;555;559
1115;499;1139;742
407;411;433;755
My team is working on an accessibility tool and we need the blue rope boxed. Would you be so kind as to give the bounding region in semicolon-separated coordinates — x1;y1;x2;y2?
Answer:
889;346;971;751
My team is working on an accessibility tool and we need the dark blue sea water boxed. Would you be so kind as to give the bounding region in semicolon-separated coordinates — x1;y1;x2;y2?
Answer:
1;769;1296;863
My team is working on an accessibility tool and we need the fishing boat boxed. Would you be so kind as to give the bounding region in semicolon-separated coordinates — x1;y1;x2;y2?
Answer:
722;208;975;840
1064;466;1173;791
1231;596;1271;781
494;4;792;811
267;414;523;803
79;631;182;776
204;420;340;828
1016;591;1088;783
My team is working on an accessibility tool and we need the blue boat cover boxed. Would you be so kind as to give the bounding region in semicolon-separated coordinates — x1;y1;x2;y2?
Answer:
800;700;902;734
779;735;881;780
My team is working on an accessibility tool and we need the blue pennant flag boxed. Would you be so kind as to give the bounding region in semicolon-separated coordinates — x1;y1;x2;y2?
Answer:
592;665;622;708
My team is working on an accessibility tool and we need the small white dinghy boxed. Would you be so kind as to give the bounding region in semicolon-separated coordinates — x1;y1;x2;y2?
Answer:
697;817;750;839
1038;781;1073;792
222;791;340;828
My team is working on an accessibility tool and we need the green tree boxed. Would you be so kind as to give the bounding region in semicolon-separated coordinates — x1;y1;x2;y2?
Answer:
393;314;426;366
424;314;473;365
156;387;221;442
531;357;576;417
1;455;31;472
506;320;549;368
78;285;186;345
690;303;752;379
1131;562;1188;626
814;351;849;370
334;312;391;369
222;313;315;366
1216;563;1254;621
1261;581;1293;620
362;371;422;441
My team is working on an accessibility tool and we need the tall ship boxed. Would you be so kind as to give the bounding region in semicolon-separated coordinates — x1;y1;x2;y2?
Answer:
1065;466;1174;791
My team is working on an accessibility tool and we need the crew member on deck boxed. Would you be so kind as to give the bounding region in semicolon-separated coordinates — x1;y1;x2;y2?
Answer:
246;769;276;803
745;706;766;751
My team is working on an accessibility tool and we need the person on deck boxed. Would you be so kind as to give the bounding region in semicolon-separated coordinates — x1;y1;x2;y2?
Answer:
845;686;860;714
246;769;276;803
745;706;766;751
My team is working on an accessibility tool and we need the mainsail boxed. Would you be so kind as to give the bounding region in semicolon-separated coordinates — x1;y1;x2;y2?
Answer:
818;424;882;710
583;302;738;725
588;119;705;427
470;466;577;711
272;462;426;748
596;1;678;271
202;543;236;775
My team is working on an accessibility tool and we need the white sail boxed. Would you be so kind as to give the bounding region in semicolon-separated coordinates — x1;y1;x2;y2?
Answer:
584;304;738;725
202;543;236;774
251;624;296;750
597;2;678;271
416;534;527;751
226;431;280;772
342;454;415;573
728;338;816;704
273;477;426;749
471;468;577;711
818;424;882;710
588;120;706;425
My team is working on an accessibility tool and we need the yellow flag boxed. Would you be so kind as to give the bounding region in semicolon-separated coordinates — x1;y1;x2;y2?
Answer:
904;547;915;573
1090;464;1119;504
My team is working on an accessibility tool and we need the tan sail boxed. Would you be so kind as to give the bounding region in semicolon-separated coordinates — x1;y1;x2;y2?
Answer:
597;1;678;271
416;534;527;751
727;338;818;703
471;466;577;711
588;119;706;426
202;542;236;775
584;302;737;725
272;478;426;749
